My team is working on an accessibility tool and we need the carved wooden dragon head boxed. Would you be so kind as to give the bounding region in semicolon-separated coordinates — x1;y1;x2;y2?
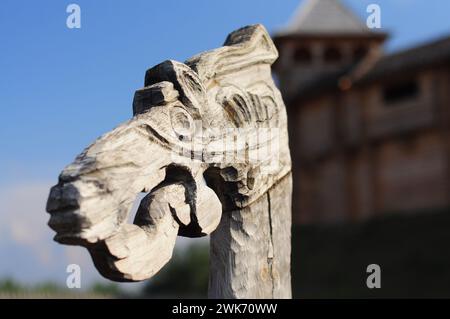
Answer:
46;24;291;282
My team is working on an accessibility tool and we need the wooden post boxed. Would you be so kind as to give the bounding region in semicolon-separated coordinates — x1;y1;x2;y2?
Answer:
46;24;292;298
209;173;292;298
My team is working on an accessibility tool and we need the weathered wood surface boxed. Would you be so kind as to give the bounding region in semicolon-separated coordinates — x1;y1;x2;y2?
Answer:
209;172;292;298
46;24;292;298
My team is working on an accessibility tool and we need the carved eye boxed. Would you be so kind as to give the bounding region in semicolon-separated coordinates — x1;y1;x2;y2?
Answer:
170;106;195;141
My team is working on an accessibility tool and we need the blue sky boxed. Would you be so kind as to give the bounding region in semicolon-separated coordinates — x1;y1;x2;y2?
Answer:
1;0;449;184
0;0;449;287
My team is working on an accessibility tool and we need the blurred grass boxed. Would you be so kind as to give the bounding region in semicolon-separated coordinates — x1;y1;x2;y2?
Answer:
0;278;121;299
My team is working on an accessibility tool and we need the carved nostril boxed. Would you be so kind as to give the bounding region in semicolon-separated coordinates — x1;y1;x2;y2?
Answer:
46;183;80;213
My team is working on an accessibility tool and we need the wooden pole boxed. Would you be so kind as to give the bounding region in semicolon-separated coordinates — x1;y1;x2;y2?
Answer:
209;173;292;298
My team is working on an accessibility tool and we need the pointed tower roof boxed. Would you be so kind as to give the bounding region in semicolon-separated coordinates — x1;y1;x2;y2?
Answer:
277;0;376;36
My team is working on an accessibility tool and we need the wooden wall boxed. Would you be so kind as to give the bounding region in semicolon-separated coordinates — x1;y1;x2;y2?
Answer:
291;65;450;224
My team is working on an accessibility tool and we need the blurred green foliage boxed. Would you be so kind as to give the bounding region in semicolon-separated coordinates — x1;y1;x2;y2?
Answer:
0;278;121;297
0;278;65;295
0;278;23;294
143;243;209;298
90;282;121;296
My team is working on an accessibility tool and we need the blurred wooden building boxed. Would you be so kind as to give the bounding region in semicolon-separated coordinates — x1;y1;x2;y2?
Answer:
273;0;450;224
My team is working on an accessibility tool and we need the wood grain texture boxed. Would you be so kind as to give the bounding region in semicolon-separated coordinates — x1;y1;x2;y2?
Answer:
209;172;292;298
46;24;292;297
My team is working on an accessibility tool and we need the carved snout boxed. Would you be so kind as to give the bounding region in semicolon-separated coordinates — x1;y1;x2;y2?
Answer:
46;112;223;281
47;169;222;282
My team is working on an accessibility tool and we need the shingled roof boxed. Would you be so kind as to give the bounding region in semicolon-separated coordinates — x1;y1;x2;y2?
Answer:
359;36;450;83
289;35;450;104
277;0;373;36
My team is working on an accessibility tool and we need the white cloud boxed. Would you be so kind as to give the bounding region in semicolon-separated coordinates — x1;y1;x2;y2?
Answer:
0;181;110;288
